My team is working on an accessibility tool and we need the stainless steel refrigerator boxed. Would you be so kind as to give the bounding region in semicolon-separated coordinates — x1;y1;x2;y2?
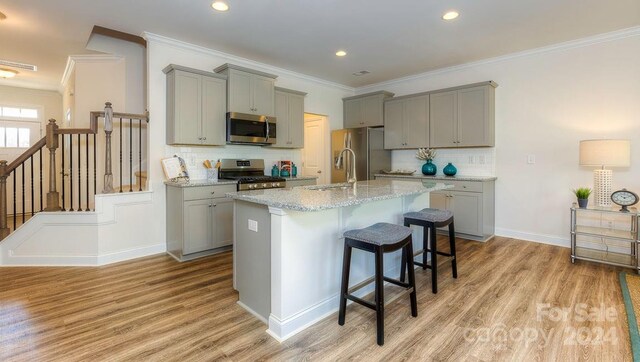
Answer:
331;127;391;183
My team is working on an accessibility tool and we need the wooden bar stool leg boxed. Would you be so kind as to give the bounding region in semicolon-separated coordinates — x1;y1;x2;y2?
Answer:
399;243;407;283
375;247;385;346
430;224;438;294
338;242;352;325
422;224;428;270
406;240;418;317
449;220;458;279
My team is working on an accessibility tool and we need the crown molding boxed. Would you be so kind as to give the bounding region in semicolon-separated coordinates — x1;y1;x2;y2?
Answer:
356;26;640;93
142;32;355;93
60;54;125;91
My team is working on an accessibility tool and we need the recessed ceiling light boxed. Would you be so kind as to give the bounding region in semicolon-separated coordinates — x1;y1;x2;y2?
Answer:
335;50;347;57
0;68;18;78
0;11;6;21
352;71;370;76
442;11;459;20
211;1;229;12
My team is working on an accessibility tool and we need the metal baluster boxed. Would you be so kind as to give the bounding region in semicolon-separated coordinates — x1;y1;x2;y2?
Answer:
85;134;89;211
119;117;123;193
93;133;96;210
30;156;34;216
138;118;142;192
13;171;16;230
39;148;43;212
61;135;65;211
69;134;73;211
129;118;133;192
77;134;80;211
21;164;24;226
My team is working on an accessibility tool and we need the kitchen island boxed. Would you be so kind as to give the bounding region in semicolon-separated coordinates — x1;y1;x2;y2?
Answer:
226;179;451;341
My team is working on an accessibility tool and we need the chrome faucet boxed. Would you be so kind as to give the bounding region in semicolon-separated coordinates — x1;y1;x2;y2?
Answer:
335;148;357;183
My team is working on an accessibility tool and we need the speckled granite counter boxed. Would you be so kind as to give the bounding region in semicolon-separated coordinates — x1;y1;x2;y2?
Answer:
226;179;451;211
375;174;497;182
164;179;237;187
280;176;318;181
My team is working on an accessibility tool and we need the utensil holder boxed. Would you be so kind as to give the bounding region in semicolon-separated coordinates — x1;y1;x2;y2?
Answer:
207;168;218;182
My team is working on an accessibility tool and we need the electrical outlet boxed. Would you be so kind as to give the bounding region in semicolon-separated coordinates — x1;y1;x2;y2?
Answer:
607;221;614;229
468;156;475;164
478;155;486;164
527;155;536;164
248;219;258;232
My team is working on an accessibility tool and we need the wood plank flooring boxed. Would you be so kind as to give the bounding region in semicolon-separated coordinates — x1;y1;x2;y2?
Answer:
0;236;632;361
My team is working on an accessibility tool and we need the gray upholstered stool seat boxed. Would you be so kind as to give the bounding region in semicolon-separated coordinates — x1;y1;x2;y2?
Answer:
404;208;453;223
343;222;413;245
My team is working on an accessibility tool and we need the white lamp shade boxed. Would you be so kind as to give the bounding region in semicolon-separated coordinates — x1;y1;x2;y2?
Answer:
579;139;630;167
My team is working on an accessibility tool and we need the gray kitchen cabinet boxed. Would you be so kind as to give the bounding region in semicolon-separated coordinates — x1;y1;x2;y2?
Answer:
272;87;307;148
164;64;227;146
214;63;277;117
343;91;394;128
429;82;496;148
166;183;236;261
383;94;429;149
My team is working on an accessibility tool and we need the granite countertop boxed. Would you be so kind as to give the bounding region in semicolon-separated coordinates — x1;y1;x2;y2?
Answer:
375;173;497;182
282;176;318;181
164;179;238;188
226;179;452;212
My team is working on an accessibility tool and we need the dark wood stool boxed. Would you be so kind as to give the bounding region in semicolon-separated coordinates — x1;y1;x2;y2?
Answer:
338;222;418;346
401;208;457;294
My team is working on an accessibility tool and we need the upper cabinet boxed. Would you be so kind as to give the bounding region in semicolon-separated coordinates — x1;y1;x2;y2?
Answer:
429;82;496;148
214;64;277;117
164;64;227;146
383;94;429;149
343;91;394;128
273;87;307;149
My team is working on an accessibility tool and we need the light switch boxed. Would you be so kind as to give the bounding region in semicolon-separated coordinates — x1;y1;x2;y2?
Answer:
468;156;475;164
248;219;258;232
527;155;536;164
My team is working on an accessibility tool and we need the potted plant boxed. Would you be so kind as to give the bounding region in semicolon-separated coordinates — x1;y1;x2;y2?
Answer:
573;187;592;208
416;148;437;176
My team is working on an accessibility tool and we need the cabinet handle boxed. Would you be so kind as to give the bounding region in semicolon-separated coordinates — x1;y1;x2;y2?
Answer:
203;137;207;140
211;191;215;194
198;137;202;140
208;204;212;208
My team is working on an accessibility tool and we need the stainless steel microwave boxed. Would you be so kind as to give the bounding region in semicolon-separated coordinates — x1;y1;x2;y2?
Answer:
226;112;277;145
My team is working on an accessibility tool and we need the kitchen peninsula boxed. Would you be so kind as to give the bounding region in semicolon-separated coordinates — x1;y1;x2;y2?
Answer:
227;179;451;341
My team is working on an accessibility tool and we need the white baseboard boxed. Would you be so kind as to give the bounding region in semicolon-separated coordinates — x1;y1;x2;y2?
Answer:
237;300;268;324
97;243;166;265
495;227;569;248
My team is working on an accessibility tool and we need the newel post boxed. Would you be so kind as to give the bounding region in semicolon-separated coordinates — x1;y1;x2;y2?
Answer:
0;160;10;239
45;119;61;211
102;102;114;193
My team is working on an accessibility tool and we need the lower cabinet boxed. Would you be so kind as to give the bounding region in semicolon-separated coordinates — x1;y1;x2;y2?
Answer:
167;183;236;261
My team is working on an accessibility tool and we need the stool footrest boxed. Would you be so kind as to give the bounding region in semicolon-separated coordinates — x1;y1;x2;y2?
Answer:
344;286;416;309
345;294;376;310
383;276;411;289
414;261;432;269
348;276;375;294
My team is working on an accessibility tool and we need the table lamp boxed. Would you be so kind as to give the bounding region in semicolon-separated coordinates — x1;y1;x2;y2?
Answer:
579;139;630;207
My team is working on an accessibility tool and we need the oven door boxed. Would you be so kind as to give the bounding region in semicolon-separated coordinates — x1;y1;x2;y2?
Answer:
227;112;277;145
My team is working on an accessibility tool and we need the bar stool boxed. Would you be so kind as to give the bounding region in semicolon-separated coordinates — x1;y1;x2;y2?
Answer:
401;208;457;294
338;222;418;346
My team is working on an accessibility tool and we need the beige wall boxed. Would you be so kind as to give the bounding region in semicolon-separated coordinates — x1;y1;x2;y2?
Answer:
0;84;63;127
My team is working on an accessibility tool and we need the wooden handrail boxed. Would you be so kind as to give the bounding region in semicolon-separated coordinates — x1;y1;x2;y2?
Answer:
4;138;46;175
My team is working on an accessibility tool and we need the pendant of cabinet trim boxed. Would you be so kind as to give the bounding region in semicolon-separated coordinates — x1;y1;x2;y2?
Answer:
429;81;497;148
271;87;307;149
164;64;227;146
343;91;394;128
214;63;277;117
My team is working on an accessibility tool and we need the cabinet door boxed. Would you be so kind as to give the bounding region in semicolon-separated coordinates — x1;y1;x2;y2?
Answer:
201;76;227;146
361;95;384;127
449;191;483;236
213;198;234;248
383;99;404;149
343;99;362;128
183;199;213;254
287;93;305;148
173;71;202;144
429;90;457;148
404;95;429;148
252;75;275;117
457;85;490;147
274;91;289;147
429;191;448;211
228;70;253;114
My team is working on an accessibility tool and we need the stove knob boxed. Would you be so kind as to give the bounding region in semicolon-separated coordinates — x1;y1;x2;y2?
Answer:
249;184;255;189
262;183;267;188
271;183;276;187
276;183;280;187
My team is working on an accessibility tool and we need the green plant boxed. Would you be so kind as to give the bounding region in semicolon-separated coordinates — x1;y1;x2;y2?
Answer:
573;187;592;199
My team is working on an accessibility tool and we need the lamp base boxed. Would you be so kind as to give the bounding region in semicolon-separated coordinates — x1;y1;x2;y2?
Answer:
593;169;612;207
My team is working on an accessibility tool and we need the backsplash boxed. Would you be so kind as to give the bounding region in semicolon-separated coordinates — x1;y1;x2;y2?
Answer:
166;145;301;180
391;148;495;177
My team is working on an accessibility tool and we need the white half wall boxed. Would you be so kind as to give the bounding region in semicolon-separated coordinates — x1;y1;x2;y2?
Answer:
357;29;640;247
0;191;163;266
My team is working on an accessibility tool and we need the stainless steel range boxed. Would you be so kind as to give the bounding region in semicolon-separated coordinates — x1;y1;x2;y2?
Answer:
219;159;286;191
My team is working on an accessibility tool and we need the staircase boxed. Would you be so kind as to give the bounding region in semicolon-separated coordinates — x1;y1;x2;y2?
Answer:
0;103;149;240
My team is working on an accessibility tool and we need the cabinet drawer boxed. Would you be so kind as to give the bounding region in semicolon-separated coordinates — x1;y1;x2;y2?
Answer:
438;180;483;192
183;184;237;200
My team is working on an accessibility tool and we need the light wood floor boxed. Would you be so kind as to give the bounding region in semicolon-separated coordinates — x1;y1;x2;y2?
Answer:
0;237;632;361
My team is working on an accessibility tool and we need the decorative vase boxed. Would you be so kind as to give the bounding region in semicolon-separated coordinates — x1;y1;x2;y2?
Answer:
443;163;457;176
421;160;437;176
577;198;589;208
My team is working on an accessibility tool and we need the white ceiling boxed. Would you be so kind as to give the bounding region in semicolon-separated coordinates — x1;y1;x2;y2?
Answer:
0;0;638;91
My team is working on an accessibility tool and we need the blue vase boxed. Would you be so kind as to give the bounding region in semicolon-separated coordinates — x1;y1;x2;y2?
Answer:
443;163;457;176
421;160;437;176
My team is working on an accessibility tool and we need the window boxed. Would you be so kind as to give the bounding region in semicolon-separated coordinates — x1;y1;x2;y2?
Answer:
0;106;39;120
0;127;30;148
